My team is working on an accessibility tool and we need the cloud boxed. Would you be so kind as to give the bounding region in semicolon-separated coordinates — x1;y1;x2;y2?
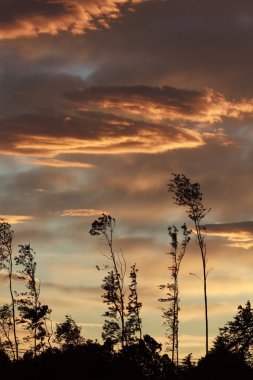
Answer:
71;86;253;125
0;215;35;224
28;157;94;168
0;0;149;40
2;72;253;159
207;221;253;249
84;0;253;98
79;322;103;328
1;0;253;99
4;126;203;156
43;281;99;296
0;272;25;287
61;208;107;217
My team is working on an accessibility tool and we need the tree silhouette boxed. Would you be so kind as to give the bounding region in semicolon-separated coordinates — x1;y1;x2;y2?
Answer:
180;352;195;372
90;214;143;348
213;301;253;364
55;315;84;349
15;244;52;356
0;222;19;359
0;304;15;359
126;264;142;342
90;214;127;348
159;224;190;365
168;174;210;355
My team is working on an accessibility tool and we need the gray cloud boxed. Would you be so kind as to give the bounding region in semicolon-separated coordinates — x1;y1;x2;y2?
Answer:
43;281;99;296
86;0;253;97
1;0;253;98
207;221;253;234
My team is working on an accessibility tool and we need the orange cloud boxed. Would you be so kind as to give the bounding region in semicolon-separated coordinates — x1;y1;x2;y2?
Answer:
76;87;253;125
207;221;253;249
1;127;204;157
61;209;107;217
1;84;252;159
0;0;148;40
29;157;94;168
0;215;34;224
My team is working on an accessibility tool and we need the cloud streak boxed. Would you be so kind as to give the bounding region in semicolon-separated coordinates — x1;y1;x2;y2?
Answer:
61;209;107;217
207;221;253;249
0;215;35;224
28;157;94;168
2;78;253;159
71;86;253;124
43;281;99;296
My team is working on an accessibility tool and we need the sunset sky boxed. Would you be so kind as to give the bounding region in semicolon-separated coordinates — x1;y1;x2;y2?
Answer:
1;0;253;358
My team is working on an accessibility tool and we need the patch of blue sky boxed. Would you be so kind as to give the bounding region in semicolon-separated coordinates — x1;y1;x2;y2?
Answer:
0;155;32;175
40;62;95;80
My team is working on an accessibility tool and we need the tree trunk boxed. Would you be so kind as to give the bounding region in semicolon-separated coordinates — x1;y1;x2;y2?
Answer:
8;251;19;360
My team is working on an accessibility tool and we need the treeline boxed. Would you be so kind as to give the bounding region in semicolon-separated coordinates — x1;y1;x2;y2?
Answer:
0;174;253;379
0;332;252;380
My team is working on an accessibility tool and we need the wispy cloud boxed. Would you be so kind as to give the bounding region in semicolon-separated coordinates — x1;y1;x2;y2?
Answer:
29;158;94;168
43;281;99;296
0;215;34;224
61;209;107;217
207;221;253;249
73;87;253;125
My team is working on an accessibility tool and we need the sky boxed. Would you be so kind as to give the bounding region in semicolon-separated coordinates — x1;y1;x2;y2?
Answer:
1;0;253;359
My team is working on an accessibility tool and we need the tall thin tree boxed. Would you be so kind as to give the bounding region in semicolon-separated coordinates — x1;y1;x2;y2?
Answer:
15;244;51;356
126;264;142;342
168;174;210;355
90;214;127;348
159;224;190;365
0;222;19;359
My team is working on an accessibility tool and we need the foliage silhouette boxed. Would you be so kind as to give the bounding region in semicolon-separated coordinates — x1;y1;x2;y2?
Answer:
213;301;253;364
55;315;84;349
193;348;252;380
0;304;15;359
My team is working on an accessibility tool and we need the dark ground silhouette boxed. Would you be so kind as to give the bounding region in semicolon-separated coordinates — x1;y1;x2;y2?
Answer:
1;335;253;380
